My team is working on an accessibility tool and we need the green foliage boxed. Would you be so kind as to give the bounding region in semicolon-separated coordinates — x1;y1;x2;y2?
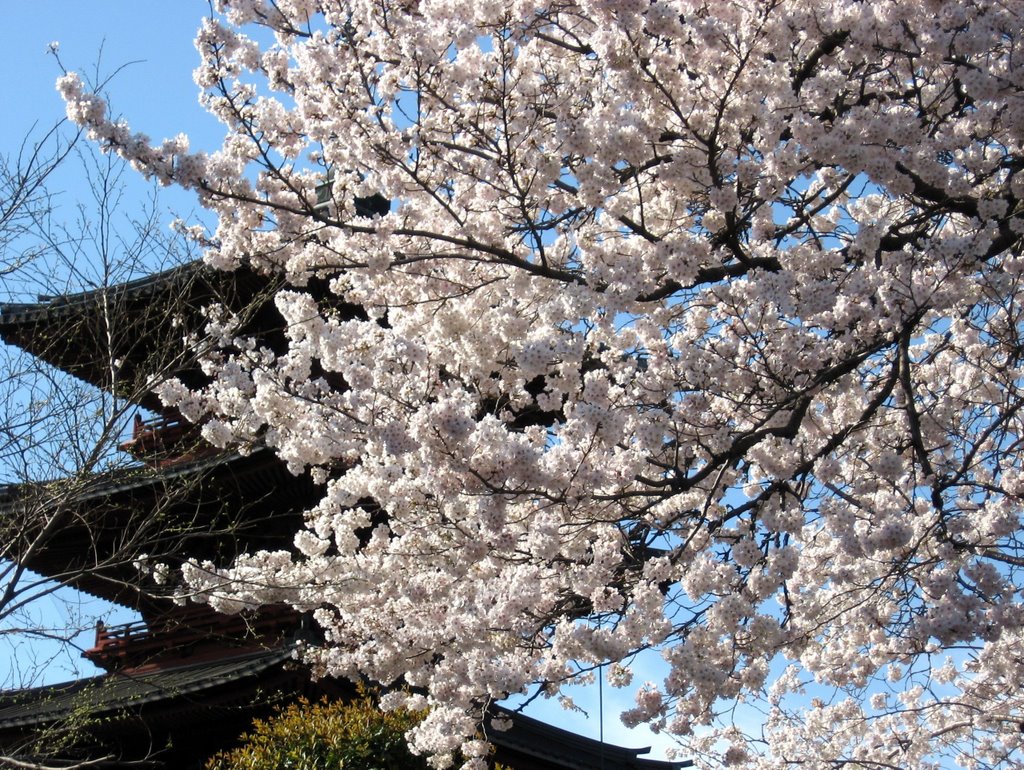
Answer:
206;692;431;770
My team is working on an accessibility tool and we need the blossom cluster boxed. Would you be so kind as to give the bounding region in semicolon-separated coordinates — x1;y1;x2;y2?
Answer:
61;0;1024;767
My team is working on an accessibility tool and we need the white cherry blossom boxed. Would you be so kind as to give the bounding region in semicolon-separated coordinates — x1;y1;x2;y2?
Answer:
60;1;1024;767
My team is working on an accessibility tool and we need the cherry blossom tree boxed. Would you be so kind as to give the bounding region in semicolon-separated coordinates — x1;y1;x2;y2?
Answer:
57;1;1024;767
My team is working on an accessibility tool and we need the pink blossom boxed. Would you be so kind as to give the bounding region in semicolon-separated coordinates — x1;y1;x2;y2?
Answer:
61;0;1024;766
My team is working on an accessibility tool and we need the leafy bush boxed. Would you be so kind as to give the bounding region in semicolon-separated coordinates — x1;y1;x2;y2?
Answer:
206;693;430;770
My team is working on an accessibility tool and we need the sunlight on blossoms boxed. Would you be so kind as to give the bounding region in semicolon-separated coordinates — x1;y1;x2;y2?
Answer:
61;0;1024;767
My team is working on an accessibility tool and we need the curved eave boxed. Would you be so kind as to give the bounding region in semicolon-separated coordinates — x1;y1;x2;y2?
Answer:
0;449;321;608
0;646;298;730
488;705;690;770
0;262;280;410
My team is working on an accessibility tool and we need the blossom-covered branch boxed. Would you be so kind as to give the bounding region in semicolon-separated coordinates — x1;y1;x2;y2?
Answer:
60;1;1024;767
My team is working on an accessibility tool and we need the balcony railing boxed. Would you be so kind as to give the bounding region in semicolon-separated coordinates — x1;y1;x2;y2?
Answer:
119;412;216;467
83;618;156;669
82;605;301;671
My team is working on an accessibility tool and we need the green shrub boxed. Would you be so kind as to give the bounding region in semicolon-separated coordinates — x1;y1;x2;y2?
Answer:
206;691;430;770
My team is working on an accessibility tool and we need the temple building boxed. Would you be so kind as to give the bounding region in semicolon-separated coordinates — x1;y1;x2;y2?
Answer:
0;261;685;769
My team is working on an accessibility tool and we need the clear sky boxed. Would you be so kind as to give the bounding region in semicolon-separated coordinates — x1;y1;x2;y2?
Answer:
0;2;680;760
1;3;224;160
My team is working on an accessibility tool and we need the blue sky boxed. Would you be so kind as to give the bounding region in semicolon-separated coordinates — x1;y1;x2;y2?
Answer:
0;3;680;760
1;3;223;159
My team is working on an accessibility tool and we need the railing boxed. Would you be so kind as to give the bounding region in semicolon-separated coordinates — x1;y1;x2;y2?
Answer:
84;618;156;669
82;605;301;671
119;412;216;467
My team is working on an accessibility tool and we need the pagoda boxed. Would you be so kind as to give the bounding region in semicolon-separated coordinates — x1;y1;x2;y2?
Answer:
0;258;686;769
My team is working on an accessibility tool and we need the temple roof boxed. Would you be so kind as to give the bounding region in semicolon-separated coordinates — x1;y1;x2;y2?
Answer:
0;647;687;770
0;262;281;411
488;705;689;770
0;447;318;609
0;647;296;730
0;647;319;769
